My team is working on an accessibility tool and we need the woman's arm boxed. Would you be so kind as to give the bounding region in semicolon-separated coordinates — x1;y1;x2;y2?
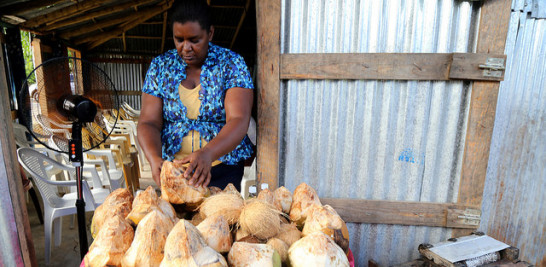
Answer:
137;93;164;186
180;87;253;187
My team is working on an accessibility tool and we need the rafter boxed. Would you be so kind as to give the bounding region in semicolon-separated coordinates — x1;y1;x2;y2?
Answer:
86;0;173;50
22;0;112;28
0;0;65;16
230;0;251;49
160;11;168;53
60;15;132;40
39;0;158;32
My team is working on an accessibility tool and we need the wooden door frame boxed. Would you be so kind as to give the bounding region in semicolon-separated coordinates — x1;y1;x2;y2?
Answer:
256;0;511;234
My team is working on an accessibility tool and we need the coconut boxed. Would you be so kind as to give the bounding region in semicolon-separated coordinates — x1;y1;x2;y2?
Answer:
266;238;289;263
90;188;133;238
191;211;206;226
257;189;276;208
200;193;244;225
288;231;349;267
160;220;227;267
227;242;281;267
196;215;233;253
302;204;350;253
160;160;209;206
273;222;301;247
223;183;240;195
273;186;292;214
126;186;160;226
209;186;223;195
122;210;175;267
85;214;134;267
289;183;322;226
159;198;179;224
239;200;282;240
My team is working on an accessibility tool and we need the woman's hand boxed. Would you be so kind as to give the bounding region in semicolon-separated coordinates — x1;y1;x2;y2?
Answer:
179;148;213;188
150;157;164;186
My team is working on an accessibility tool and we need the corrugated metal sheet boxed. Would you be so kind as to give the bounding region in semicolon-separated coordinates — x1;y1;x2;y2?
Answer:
480;7;546;266
280;0;479;266
95;62;143;109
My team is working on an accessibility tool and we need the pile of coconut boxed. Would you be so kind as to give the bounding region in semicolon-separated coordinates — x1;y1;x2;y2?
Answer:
85;160;351;267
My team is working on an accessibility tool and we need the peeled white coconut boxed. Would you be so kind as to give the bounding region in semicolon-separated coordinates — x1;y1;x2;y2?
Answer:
289;183;322;226
227;242;281;267
273;186;292;214
122;210;174;267
160;220;227;267
196;215;233;253
288;231;349;267
302;204;350;252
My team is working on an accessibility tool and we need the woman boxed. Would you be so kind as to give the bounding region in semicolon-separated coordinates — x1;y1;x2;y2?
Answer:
137;0;254;191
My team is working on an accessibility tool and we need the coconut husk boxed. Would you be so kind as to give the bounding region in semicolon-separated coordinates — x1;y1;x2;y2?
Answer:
302;204;350;253
289;183;322;226
266;238;289;263
239;200;282;240
223;183;239;195
273;222;301;247
257;189;278;210
209;186;223;195
160;220;227;267
90;188;133;238
122;210;175;267
227;242;281;267
199;193;244;225
126;186;160;226
288;232;349;267
190;211;206;226
159;198;179;224
160;160;210;205
85;214;134;267
273;186;292;214
196;215;233;253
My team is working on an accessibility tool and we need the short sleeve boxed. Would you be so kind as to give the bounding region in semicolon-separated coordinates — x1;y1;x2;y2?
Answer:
142;57;162;98
224;53;254;91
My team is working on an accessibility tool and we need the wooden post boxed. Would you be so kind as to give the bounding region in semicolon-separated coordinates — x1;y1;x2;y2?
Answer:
453;0;512;237
0;31;37;267
256;0;281;189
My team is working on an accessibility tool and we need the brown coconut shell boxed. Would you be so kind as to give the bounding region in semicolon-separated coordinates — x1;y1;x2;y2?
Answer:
273;222;302;247
239;200;282;240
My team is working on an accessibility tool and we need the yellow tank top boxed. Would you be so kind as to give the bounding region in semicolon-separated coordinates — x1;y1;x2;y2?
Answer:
174;83;222;166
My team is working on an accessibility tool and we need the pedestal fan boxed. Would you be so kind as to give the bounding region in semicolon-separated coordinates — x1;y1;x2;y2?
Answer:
18;57;119;259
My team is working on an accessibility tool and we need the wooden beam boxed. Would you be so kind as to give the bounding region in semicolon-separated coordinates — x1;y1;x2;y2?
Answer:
86;1;173;50
116;35;162;40
0;0;64;16
0;31;36;267
256;0;280;189
281;53;506;81
160;11;168;53
453;0;512;238
39;0;157;32
60;14;133;40
230;0;251;49
22;0;112;28
122;32;127;53
322;198;481;229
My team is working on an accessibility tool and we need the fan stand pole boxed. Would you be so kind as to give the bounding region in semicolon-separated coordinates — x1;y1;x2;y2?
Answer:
70;123;88;259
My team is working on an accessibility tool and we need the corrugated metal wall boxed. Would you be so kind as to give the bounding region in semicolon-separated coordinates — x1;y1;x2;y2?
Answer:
480;1;546;265
95;62;143;109
279;0;479;266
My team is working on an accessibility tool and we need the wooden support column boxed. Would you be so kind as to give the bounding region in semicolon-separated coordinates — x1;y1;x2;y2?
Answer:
453;0;512;237
0;31;36;267
256;0;281;189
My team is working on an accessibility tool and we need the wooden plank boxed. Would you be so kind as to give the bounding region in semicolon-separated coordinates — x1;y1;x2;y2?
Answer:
449;53;507;81
454;0;512;238
86;1;173;50
0;31;36;267
22;0;112;28
281;53;507;81
39;0;157;32
256;0;281;189
281;53;452;80
322;198;480;229
0;0;64;16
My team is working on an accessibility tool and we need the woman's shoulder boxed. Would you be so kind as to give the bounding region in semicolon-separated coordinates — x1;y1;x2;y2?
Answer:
152;49;180;64
209;43;244;62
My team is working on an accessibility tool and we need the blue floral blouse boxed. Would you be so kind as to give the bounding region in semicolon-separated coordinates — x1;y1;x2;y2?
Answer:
142;43;254;164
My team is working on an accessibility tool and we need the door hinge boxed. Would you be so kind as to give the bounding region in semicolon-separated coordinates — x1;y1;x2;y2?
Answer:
479;57;505;78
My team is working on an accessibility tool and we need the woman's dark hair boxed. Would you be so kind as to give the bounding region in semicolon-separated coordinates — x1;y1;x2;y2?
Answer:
170;0;212;31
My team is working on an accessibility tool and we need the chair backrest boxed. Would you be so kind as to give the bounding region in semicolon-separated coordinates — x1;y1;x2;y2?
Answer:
17;148;73;207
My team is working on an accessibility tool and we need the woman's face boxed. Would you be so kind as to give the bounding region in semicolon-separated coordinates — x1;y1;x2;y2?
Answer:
173;21;214;68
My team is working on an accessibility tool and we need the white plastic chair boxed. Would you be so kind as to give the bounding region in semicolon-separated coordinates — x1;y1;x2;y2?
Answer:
17;147;110;264
121;102;141;118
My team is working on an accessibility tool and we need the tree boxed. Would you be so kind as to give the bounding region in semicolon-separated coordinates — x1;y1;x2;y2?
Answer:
20;30;35;84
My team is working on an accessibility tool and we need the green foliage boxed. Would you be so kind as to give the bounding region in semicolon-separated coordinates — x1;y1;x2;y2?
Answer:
20;30;35;84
